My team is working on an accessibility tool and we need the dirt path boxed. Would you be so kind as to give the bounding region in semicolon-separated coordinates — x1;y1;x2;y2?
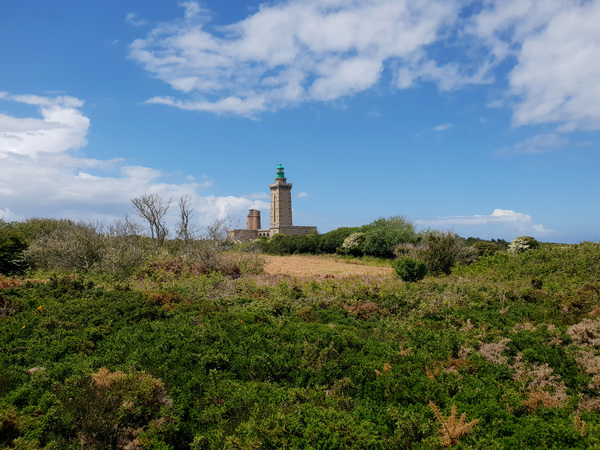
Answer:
261;254;394;278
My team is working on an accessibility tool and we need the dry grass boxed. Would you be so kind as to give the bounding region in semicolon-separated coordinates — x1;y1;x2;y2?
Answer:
261;254;394;278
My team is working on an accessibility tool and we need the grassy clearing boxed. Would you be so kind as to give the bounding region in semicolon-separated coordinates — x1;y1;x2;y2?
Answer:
1;243;600;448
261;254;394;277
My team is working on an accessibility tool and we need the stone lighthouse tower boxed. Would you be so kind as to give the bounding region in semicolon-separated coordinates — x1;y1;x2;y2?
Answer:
226;164;317;241
270;164;293;230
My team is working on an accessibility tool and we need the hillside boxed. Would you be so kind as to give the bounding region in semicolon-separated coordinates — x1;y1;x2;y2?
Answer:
1;243;600;448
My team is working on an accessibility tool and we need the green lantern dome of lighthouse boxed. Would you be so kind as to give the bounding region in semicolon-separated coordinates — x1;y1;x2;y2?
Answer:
276;164;285;179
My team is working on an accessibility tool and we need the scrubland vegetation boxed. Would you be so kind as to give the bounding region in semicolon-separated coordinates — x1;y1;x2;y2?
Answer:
1;215;600;448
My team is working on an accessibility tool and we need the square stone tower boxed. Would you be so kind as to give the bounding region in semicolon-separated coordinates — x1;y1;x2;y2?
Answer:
270;164;293;229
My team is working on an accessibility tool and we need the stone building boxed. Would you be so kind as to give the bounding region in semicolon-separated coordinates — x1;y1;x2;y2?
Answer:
227;165;318;241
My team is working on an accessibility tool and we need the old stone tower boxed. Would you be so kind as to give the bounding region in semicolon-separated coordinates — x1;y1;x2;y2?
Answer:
227;164;318;241
270;164;293;230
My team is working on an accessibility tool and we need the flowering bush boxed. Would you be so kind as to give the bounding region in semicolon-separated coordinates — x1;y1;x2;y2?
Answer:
508;236;540;255
339;232;365;256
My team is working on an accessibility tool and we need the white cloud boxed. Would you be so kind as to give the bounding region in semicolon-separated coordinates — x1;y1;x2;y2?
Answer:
0;94;89;157
297;192;308;198
246;192;269;199
0;93;268;228
471;0;600;131
0;208;22;222
514;133;569;154
126;12;147;27
416;209;553;240
127;0;600;134
432;123;452;132
129;0;460;117
495;132;570;154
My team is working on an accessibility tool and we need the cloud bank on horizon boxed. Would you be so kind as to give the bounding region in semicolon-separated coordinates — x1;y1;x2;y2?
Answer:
0;93;267;226
416;209;553;240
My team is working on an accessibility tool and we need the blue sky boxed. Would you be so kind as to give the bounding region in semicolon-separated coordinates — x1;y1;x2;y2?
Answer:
1;0;599;243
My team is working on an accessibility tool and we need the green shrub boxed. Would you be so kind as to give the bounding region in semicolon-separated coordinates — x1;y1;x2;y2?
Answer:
0;227;28;275
319;227;360;254
394;257;428;282
8;217;74;243
0;405;22;447
418;231;476;275
259;233;296;255
361;217;417;258
25;221;105;271
61;367;174;449
472;241;501;257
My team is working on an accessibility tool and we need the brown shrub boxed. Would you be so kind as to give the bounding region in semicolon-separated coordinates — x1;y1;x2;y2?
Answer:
578;396;600;412
513;322;536;332
344;300;381;320
65;368;173;449
512;353;568;409
523;389;562;412
575;350;600;390
477;339;512;366
567;319;600;347
0;294;20;318
0;275;21;289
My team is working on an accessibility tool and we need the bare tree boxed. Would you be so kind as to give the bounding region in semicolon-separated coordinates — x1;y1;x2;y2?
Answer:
176;194;198;243
204;217;229;242
131;194;172;246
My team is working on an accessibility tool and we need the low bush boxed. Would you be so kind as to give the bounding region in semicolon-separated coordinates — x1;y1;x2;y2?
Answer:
0;227;28;275
472;240;501;257
2;242;600;447
394;257;428;282
419;231;476;275
25;221;105;271
61;368;174;449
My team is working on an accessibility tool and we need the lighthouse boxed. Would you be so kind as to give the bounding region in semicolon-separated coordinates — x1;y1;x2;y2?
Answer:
227;164;317;241
269;164;293;229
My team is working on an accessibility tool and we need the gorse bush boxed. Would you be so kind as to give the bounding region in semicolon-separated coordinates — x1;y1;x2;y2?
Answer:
62;368;173;449
472;240;501;257
7;216;241;278
8;217;75;243
394;257;428;282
